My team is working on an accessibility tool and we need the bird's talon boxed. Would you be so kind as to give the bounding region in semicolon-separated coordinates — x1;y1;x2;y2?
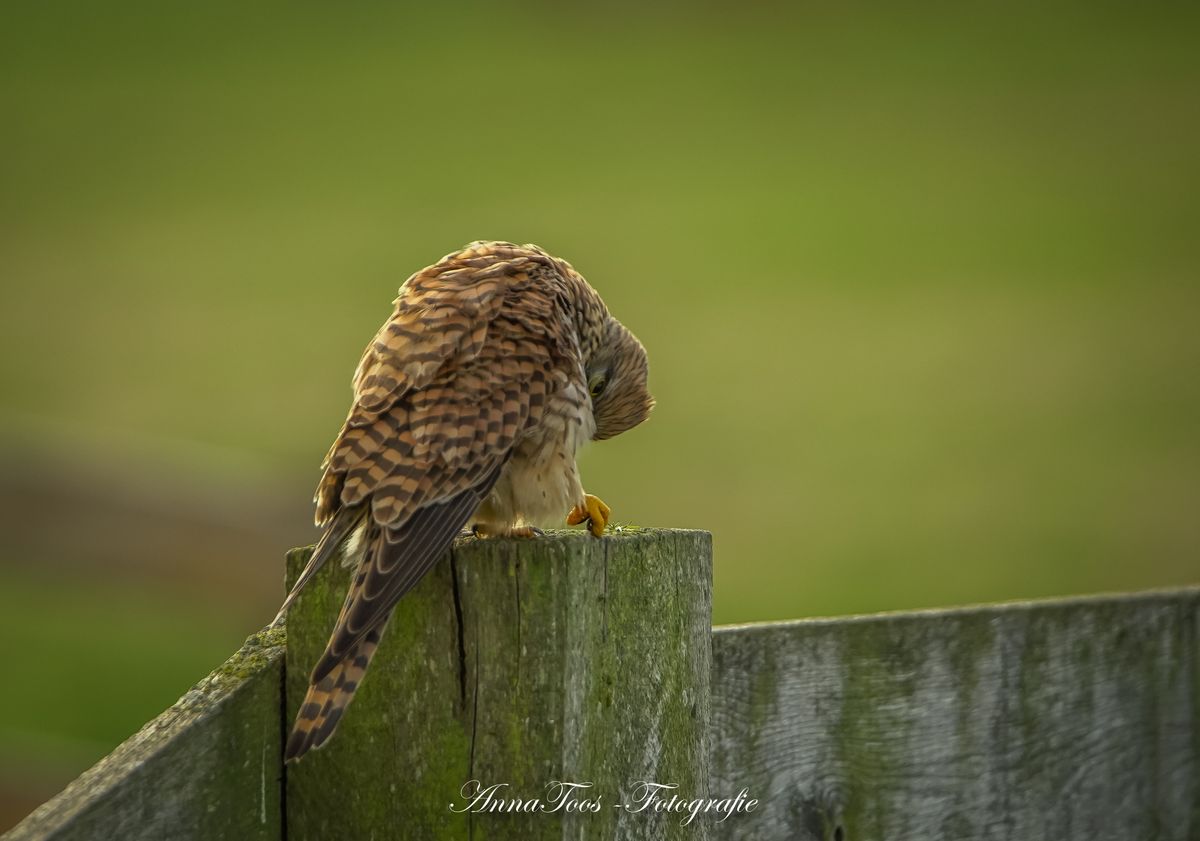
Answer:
567;494;611;537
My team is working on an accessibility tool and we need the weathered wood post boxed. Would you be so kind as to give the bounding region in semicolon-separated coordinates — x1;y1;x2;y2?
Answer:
4;559;1194;841
284;528;713;840
709;588;1200;841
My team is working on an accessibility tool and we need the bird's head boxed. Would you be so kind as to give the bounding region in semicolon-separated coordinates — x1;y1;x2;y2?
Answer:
586;318;654;440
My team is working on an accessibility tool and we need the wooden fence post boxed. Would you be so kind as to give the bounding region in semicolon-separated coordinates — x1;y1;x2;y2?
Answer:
284;529;713;840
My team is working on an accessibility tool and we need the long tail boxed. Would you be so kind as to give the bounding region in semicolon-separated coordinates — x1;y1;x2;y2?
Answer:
282;464;504;761
284;621;387;761
284;521;386;762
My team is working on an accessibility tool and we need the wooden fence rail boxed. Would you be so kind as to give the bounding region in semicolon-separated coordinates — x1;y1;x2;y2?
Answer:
3;530;1196;840
711;589;1199;840
2;627;286;841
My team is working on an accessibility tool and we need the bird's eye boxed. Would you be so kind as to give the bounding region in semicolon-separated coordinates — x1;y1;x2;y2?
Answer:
589;375;607;399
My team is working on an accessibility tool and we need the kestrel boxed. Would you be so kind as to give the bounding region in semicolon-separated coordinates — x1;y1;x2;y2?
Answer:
278;241;653;761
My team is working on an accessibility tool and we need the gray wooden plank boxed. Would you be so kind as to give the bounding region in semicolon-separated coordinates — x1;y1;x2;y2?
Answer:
284;528;713;841
2;627;285;841
710;588;1200;841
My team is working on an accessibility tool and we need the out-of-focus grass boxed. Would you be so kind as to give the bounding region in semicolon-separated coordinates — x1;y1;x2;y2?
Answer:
0;568;244;759
2;0;1197;613
1;0;1198;813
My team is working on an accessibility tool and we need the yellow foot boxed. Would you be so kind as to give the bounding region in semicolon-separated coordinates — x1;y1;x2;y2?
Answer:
566;494;611;537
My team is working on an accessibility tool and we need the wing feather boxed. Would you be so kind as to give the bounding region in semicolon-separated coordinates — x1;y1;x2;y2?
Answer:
308;461;503;685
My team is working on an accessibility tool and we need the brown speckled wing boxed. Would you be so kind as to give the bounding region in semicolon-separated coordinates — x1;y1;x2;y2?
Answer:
309;464;503;686
314;244;573;529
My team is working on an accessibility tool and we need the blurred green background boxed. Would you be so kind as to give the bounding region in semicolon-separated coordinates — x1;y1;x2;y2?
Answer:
2;0;1197;829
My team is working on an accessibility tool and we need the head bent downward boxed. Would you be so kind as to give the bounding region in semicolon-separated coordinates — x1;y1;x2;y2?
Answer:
586;317;654;441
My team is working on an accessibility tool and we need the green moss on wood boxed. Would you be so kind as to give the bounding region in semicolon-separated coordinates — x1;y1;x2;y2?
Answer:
284;529;712;841
210;627;287;683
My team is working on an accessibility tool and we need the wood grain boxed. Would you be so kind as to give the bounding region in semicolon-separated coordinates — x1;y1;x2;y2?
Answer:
710;588;1200;841
284;528;713;840
10;540;1194;841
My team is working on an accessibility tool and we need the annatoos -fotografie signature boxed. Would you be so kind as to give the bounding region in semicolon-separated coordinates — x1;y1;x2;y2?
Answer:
448;780;758;825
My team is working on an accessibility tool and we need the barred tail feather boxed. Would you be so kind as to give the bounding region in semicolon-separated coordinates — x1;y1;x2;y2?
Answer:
283;461;505;761
284;622;387;762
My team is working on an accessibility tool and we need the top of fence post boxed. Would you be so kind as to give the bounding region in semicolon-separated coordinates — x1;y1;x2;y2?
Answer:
284;528;713;841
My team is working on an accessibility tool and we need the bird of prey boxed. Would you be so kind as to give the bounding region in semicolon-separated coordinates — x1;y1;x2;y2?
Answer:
278;241;654;761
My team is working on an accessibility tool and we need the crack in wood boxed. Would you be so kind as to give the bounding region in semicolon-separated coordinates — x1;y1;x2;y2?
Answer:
278;635;289;841
468;642;479;841
514;554;522;665
449;546;468;710
602;539;609;644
